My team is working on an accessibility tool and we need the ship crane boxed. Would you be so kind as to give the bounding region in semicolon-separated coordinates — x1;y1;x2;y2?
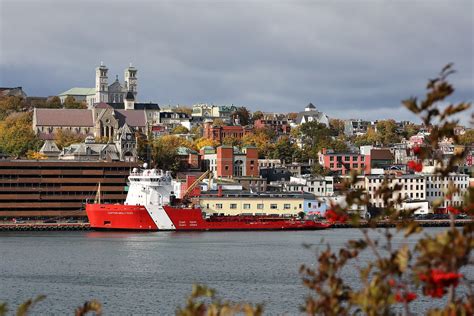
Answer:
181;170;212;201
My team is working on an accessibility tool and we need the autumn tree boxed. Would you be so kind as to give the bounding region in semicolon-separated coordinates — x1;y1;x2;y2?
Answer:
241;128;276;158
459;129;474;145
151;135;194;173
190;125;203;139
222;136;241;147
376;119;401;145
212;118;225;127
231;106;251;126
193;137;219;150
329;118;345;136
47;96;62;108
0;96;26;120
172;125;189;134
54;129;86;149
402;122;420;139
63;96;87;109
0;113;42;157
251;110;264;122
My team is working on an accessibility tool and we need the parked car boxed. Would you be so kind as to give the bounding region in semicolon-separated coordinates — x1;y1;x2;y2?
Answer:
456;213;468;219
66;219;78;223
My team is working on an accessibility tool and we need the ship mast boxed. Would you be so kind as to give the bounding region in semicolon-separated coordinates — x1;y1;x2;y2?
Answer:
95;182;101;204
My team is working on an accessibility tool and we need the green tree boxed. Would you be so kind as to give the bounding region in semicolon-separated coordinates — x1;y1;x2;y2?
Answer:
0;113;42;157
231;107;251;126
54;129;85;149
47;96;62;108
270;136;298;163
311;162;331;176
172;125;189;134
252;110;264;122
64;96;87;109
402;123;420;139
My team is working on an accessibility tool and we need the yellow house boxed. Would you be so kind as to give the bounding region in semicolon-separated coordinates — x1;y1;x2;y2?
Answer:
199;192;317;216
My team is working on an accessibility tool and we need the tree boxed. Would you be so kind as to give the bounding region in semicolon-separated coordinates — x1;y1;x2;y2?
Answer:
231;107;250;126
458;129;474;145
329;118;345;137
151;135;194;173
136;131;149;162
311;162;331;176
26;151;47;160
64;96;87;109
212;118;225;127
54;129;85;149
252;110;264;122
190;125;203;139
270;136;298;163
47;96;62;109
376;119;401;145
0;113;42;157
353;127;378;146
242;128;275;158
222;136;241;147
172;125;189;134
0;96;25;120
402;123;420;139
194;137;219;150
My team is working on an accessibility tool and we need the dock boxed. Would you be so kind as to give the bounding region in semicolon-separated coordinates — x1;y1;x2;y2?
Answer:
0;222;90;231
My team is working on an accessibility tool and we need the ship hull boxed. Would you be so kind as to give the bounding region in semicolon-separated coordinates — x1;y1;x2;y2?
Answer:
86;204;158;231
86;204;330;231
163;206;331;231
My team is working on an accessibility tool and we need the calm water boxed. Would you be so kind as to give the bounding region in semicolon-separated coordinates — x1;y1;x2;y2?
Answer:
0;228;464;315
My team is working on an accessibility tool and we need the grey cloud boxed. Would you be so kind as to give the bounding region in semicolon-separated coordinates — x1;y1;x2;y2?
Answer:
0;0;472;123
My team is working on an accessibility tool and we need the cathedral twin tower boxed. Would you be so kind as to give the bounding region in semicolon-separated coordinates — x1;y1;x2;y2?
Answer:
95;62;138;104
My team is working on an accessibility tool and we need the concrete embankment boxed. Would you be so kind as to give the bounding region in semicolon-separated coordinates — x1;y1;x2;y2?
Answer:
0;223;90;231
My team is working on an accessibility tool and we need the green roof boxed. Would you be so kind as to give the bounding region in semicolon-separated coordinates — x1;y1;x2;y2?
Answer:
58;87;96;96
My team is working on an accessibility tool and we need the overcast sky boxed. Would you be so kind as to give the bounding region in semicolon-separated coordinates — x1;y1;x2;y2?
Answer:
0;0;472;122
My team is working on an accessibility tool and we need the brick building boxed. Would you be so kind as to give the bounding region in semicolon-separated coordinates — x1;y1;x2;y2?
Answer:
200;145;259;178
203;122;252;143
318;148;371;175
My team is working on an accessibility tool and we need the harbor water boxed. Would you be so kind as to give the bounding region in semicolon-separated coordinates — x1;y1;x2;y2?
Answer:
0;228;467;315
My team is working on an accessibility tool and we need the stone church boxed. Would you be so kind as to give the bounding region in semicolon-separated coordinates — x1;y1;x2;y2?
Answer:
58;62;139;108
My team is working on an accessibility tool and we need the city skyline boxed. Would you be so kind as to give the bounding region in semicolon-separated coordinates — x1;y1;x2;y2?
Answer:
0;0;472;123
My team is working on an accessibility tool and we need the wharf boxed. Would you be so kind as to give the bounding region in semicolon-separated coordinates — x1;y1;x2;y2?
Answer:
331;219;472;228
0;222;90;231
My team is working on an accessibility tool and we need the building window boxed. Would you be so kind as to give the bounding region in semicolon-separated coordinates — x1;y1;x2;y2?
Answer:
284;204;290;209
230;203;237;209
243;204;251;209
270;204;278;209
216;204;223;209
257;204;264;209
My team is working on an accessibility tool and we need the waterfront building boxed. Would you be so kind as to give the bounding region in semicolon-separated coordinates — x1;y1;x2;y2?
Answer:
424;169;470;210
198;192;318;216
0;161;137;218
365;174;426;208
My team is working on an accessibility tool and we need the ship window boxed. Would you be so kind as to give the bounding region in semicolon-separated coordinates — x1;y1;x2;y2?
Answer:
230;203;237;209
243;203;251;209
216;204;223;209
257;204;264;209
270;204;278;209
284;204;290;209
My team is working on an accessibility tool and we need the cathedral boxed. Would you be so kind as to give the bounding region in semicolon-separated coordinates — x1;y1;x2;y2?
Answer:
58;62;139;108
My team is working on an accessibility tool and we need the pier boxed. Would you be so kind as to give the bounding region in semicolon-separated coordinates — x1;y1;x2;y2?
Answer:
0;222;90;231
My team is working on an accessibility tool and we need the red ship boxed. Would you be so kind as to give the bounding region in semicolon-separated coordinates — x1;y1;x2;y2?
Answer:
86;168;330;231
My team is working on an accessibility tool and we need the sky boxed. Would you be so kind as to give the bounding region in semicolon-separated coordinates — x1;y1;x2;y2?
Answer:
0;0;473;123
